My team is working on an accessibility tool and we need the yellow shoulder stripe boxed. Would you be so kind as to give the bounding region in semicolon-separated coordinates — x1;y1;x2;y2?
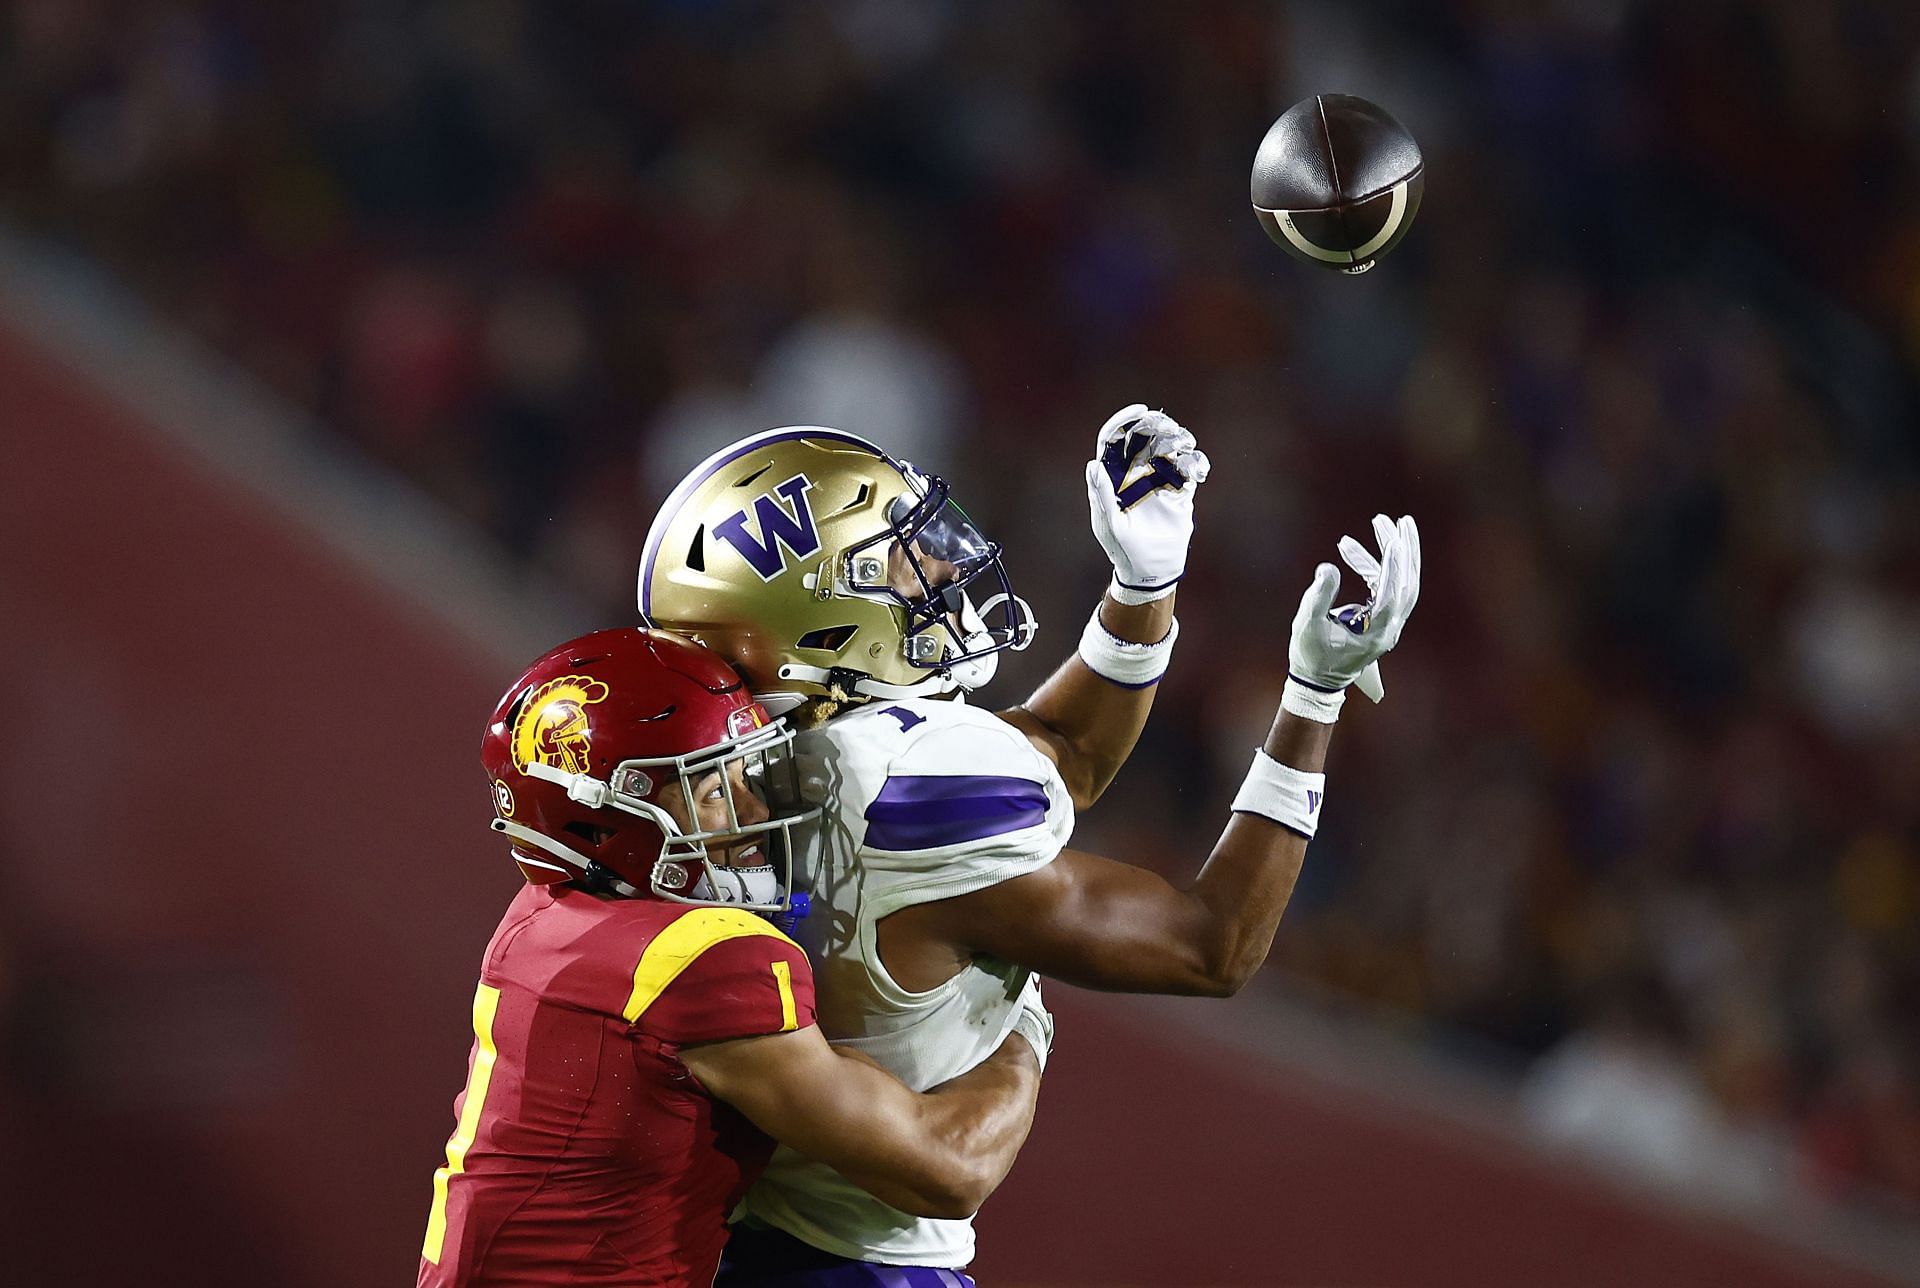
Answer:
624;907;799;1024
771;959;798;1032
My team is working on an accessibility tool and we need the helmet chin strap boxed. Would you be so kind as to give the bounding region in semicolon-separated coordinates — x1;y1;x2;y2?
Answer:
754;691;810;720
686;863;783;906
944;649;997;691
495;818;648;896
775;591;1039;700
493;818;594;877
944;591;1037;691
973;591;1039;650
776;661;961;701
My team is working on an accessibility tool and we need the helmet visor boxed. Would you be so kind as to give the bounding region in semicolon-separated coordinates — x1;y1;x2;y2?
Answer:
842;467;1034;670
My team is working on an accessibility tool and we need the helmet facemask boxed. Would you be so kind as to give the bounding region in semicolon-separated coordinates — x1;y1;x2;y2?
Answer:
509;719;815;912
838;466;1037;693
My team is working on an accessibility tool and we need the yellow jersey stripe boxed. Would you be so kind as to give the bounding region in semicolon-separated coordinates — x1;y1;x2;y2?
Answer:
423;982;502;1264
771;960;798;1031
623;906;798;1024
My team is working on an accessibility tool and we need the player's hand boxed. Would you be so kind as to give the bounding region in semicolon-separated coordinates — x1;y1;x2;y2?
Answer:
1085;404;1211;602
1289;513;1421;703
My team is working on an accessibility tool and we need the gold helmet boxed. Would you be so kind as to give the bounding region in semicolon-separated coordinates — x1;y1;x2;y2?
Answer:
638;426;1036;711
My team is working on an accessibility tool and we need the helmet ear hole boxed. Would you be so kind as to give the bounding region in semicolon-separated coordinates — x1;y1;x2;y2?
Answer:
796;625;858;652
563;821;617;848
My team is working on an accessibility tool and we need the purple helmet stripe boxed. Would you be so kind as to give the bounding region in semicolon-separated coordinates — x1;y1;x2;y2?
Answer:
863;774;1050;851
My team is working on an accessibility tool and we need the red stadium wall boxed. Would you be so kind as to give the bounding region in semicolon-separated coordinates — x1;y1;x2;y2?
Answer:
0;319;1890;1287
0;320;524;1287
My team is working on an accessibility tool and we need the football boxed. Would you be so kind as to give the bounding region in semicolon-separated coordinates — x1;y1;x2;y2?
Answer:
1251;94;1424;275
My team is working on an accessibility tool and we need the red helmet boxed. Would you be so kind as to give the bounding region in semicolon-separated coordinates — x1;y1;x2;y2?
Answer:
480;628;814;911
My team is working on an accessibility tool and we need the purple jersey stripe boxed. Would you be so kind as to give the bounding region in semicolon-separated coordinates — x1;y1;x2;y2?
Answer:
863;774;1049;851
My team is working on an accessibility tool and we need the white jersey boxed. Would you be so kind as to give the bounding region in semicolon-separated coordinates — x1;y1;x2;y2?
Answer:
740;695;1074;1267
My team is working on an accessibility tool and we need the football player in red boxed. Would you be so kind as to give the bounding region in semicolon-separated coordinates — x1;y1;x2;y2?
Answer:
418;629;1048;1288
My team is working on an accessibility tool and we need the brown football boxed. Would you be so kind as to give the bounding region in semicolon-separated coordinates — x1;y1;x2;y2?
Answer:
1251;94;1424;275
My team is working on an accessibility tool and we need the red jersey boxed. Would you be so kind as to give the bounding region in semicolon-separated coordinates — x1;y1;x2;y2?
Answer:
418;884;817;1287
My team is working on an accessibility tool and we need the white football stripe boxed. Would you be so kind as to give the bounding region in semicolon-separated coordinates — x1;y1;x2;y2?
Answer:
1263;210;1350;264
1255;178;1411;265
1350;180;1411;260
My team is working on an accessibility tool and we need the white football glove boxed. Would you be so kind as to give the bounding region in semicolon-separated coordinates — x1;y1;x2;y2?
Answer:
1287;514;1421;715
1084;404;1211;603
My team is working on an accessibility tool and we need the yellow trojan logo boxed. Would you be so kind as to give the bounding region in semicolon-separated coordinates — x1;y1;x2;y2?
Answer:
511;676;610;776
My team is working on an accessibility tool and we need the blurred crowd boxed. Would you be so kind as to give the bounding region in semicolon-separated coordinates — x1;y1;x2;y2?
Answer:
5;0;1919;1221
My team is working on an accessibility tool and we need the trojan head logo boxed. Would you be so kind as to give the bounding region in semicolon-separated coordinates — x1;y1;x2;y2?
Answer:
511;676;611;777
712;474;820;580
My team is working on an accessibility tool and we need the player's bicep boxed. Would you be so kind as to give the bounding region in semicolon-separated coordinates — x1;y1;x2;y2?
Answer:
931;848;1223;994
994;703;1071;771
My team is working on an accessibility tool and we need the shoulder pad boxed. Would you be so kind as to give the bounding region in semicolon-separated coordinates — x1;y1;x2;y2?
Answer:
623;907;813;1043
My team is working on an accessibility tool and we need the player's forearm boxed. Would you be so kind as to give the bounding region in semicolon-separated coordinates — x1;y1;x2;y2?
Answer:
916;1034;1042;1208
998;591;1176;809
1049;817;1312;997
695;1027;1041;1222
830;1036;1041;1219
1183;710;1331;992
1182;819;1310;994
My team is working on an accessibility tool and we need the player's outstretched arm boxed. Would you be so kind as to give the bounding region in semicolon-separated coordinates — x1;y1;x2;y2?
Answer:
998;590;1175;811
923;516;1420;996
999;406;1208;810
681;1013;1046;1220
913;710;1329;996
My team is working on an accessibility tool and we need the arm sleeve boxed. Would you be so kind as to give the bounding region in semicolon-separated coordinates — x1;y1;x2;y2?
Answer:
626;909;818;1046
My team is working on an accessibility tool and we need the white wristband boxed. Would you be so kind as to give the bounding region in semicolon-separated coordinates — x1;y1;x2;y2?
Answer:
1230;749;1327;838
1077;609;1177;687
1107;574;1179;605
1281;676;1345;724
1011;997;1053;1073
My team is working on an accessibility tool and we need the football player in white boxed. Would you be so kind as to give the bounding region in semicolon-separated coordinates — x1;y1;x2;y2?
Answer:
638;408;1419;1283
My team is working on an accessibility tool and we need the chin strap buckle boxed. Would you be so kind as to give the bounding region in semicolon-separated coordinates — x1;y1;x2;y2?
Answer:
581;859;628;896
773;889;812;936
522;759;615;808
564;775;610;808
